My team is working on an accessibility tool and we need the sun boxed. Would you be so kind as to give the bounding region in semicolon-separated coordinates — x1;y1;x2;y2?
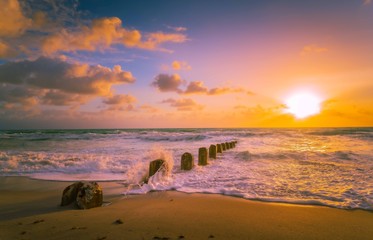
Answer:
285;91;322;119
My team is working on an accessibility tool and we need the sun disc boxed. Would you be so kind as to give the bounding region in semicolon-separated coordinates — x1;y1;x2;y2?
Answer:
285;92;321;119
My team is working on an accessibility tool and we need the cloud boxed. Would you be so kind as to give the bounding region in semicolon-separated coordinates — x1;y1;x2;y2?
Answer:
103;94;136;105
102;93;136;111
183;81;247;95
363;0;371;5
161;98;204;111
0;84;39;109
0;57;135;110
0;40;15;58
301;44;328;56
167;26;187;32
152;74;253;96
151;74;184;93
172;60;191;70
207;87;245;95
0;0;32;37
41;90;88;106
41;17;187;55
139;104;160;113
184;81;208;94
0;57;134;96
0;1;187;58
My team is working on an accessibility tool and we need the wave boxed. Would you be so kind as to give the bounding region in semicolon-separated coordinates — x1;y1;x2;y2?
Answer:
137;134;208;142
307;127;373;138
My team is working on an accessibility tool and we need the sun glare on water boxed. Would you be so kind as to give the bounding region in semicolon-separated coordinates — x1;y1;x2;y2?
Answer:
285;91;322;119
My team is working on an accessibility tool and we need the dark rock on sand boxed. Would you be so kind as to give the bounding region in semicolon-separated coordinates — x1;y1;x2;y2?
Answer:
76;182;103;209
61;181;84;206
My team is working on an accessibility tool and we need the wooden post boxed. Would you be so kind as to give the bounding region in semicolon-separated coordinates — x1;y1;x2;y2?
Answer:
217;143;222;153
221;143;226;151
232;141;236;148
149;159;165;178
198;147;208;165
229;142;233;149
181;152;194;170
209;144;217;159
225;142;230;150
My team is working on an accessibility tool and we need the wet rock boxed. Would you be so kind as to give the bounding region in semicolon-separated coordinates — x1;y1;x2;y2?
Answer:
76;182;103;209
61;181;84;206
114;219;124;224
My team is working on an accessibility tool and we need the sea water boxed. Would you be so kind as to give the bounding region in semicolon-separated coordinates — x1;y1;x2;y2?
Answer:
0;128;372;210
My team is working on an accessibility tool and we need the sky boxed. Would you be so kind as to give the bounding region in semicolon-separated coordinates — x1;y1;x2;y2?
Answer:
0;0;372;129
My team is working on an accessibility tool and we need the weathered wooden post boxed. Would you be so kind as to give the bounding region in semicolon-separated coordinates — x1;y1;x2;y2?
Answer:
209;144;217;159
221;143;226;151
217;143;222;153
149;159;165;178
229;142;233;149
225;142;230;150
232;141;236;148
181;152;194;170
198;147;208;165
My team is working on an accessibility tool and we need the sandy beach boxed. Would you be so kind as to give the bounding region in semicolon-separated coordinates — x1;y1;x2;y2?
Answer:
0;177;372;240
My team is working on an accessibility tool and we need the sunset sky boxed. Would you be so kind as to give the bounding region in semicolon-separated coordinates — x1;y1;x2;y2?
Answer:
0;0;372;129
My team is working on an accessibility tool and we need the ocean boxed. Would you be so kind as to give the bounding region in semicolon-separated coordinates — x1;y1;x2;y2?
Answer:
0;128;372;210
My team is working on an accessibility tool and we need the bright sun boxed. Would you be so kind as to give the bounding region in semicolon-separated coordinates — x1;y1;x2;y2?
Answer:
285;91;322;119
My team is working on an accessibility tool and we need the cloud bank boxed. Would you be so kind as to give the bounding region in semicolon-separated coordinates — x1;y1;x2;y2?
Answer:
0;57;135;110
152;74;250;96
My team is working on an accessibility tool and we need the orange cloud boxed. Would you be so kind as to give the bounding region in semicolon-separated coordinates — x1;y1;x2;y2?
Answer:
184;81;208;94
139;104;160;113
161;98;204;111
0;0;32;37
172;60;191;70
103;94;136;105
42;17;187;54
152;74;252;96
183;81;247;95
102;94;137;111
0;41;14;58
301;44;328;56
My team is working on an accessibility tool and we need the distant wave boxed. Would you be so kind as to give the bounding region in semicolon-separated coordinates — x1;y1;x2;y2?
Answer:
137;134;208;142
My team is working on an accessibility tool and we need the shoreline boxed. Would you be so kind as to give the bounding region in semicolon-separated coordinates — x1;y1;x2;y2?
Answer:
1;177;373;239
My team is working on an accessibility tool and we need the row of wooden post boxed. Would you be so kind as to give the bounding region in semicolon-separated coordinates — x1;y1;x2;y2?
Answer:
147;141;237;181
182;141;237;170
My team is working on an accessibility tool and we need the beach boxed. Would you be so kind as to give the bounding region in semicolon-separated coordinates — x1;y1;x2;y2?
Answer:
1;177;373;240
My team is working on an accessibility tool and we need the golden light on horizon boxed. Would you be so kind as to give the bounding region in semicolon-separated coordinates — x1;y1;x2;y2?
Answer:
285;91;322;119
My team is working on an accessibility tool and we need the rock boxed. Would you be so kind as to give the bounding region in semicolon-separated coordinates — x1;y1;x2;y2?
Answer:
76;182;103;209
114;219;124;224
209;144;217;159
198;147;208;166
61;181;84;206
181;152;194;170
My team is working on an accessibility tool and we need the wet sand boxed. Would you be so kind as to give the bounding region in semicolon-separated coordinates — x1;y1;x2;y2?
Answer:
0;176;373;240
